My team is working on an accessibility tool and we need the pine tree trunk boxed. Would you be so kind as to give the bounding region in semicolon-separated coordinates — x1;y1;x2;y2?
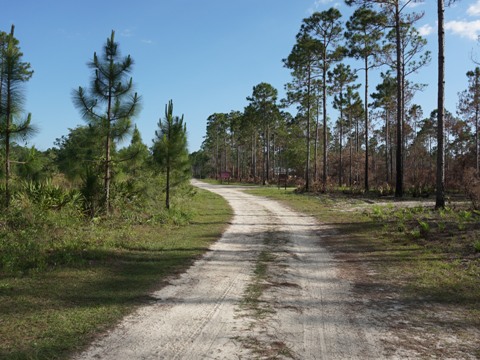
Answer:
262;131;266;186
105;131;111;213
322;60;328;187
314;97;320;182
476;107;479;174
272;133;276;181
349;111;353;187
395;3;404;198
4;75;11;207
364;57;369;192
476;83;479;173
237;144;240;180
166;163;170;209
224;136;227;172
216;132;219;180
3;26;14;208
253;134;257;182
306;65;312;191
385;109;390;183
436;0;446;208
339;95;344;187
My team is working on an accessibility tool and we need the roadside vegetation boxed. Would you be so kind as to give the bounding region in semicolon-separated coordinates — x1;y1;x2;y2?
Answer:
0;186;232;359
0;28;234;360
246;186;480;358
1;1;479;358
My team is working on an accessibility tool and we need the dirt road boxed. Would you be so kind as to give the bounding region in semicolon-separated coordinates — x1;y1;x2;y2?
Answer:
74;181;384;359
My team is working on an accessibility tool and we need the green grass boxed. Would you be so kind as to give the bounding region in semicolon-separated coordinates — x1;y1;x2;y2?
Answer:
0;188;232;360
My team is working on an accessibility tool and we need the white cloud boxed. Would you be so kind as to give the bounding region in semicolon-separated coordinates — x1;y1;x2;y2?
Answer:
467;1;480;16
120;28;134;37
141;39;153;44
308;0;336;13
445;20;480;40
406;1;425;9
418;23;434;37
314;0;334;5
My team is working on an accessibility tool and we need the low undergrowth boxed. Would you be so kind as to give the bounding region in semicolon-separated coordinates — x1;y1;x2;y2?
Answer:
0;186;232;360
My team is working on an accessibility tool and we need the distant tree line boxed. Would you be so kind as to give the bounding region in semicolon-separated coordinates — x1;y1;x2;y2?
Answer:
194;0;479;207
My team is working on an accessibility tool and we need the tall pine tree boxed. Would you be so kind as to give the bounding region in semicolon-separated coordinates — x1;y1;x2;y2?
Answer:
152;100;189;210
0;25;35;207
73;30;141;214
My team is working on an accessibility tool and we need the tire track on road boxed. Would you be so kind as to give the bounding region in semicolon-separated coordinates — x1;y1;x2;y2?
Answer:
74;181;384;359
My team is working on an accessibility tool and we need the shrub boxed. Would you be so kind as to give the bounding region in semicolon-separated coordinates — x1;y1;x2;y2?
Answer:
14;180;82;211
418;220;430;238
409;184;432;198
377;182;394;196
462;168;480;210
80;168;103;218
474;240;480;252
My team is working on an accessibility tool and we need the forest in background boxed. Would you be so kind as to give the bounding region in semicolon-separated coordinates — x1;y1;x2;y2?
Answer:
193;1;480;209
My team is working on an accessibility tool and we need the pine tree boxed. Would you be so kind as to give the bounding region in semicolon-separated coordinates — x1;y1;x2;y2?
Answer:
346;0;425;197
345;7;386;191
303;8;345;188
152;100;189;210
458;68;480;173
328;64;359;186
284;33;323;191
72;30;141;214
371;72;397;183
436;0;446;208
246;83;279;185
0;25;35;207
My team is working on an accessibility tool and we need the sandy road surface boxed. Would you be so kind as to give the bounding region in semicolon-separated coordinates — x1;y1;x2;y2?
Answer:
74;180;384;359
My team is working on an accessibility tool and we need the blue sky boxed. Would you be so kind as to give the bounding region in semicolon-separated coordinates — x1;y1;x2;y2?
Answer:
1;0;480;152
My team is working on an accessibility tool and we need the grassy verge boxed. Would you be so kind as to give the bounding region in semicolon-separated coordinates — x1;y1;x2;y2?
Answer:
245;187;480;358
237;231;294;359
0;188;232;360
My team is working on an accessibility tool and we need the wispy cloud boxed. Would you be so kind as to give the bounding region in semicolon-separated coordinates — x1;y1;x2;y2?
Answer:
313;0;334;5
467;0;480;16
141;39;153;44
418;23;434;37
445;20;480;41
308;0;340;14
406;1;425;9
120;28;134;37
58;28;82;40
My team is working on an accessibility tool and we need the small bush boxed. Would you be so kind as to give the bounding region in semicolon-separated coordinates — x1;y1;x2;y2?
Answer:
80;168;104;218
377;182;394;196
370;205;386;220
462;168;480;210
418;220;430;238
150;207;193;226
474;240;480;252
343;185;365;195
14;180;82;211
409;184;432;198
